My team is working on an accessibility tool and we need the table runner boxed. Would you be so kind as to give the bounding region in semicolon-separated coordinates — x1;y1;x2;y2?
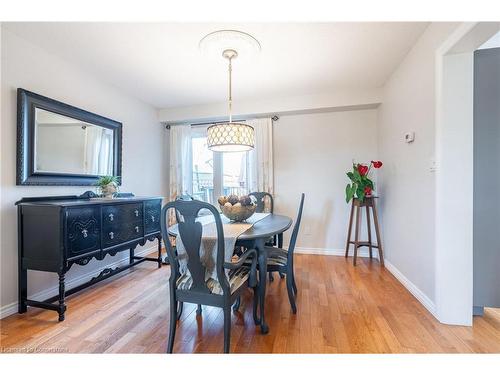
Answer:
175;213;269;284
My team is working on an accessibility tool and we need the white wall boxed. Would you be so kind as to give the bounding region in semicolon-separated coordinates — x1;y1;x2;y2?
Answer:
0;28;168;317
274;109;378;253
376;23;459;315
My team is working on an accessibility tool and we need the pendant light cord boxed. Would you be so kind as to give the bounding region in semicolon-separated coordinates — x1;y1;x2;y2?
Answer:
228;55;233;123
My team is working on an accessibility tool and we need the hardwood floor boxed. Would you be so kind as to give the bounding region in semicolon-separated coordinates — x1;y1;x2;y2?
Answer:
2;253;500;353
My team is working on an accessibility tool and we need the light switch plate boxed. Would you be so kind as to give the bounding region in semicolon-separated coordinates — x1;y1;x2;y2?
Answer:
404;131;415;143
430;160;438;172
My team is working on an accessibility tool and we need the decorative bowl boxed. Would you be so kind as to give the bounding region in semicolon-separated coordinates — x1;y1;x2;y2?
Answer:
220;203;257;222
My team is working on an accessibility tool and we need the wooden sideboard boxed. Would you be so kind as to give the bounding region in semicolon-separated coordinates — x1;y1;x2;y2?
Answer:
16;193;163;321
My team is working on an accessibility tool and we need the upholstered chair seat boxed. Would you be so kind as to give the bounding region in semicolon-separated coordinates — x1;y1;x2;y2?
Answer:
176;267;251;295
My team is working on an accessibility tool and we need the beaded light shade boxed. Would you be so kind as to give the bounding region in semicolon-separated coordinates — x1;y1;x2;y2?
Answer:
207;122;255;152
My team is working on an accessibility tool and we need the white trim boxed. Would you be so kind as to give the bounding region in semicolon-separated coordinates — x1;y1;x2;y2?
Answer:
295;246;372;258
0;245;158;319
434;23;476;327
384;260;437;319
434;22;499;326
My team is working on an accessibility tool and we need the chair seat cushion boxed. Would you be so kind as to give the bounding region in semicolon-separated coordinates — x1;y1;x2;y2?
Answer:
266;248;288;266
243;247;289;267
176;267;250;295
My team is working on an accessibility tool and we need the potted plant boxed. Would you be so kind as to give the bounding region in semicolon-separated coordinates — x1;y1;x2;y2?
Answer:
345;160;383;203
96;175;120;199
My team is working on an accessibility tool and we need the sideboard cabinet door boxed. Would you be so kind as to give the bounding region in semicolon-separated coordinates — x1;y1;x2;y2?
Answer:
66;207;101;260
144;199;161;234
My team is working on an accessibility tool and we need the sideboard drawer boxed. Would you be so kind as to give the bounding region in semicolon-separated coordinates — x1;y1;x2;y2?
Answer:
144;199;161;234
102;222;144;248
66;207;101;259
102;203;143;227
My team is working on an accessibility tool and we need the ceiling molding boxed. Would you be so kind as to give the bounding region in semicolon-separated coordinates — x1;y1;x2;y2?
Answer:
159;88;382;124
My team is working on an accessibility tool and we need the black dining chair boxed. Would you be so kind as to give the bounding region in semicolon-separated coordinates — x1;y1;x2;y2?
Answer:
172;194;199;317
160;199;260;353
248;191;283;281
245;193;305;313
249;191;277;244
249;191;274;214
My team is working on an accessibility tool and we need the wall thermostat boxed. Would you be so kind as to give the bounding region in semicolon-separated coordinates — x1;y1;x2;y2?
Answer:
404;132;415;143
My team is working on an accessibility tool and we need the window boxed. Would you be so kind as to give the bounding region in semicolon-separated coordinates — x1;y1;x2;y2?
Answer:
191;125;250;203
222;151;248;197
191;136;214;203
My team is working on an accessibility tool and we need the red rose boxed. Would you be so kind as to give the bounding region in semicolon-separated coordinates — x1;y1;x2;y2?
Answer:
364;186;372;195
371;160;383;168
357;164;369;176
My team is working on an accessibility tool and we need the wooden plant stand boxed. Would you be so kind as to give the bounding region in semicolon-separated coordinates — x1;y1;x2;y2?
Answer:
345;196;384;266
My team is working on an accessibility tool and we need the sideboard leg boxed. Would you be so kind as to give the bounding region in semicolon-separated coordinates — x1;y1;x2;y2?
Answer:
157;237;162;268
18;266;27;314
57;272;67;322
129;247;135;265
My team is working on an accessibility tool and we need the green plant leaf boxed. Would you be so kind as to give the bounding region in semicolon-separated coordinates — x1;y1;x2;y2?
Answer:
356;186;365;202
353;168;361;181
96;175;120;187
345;184;355;203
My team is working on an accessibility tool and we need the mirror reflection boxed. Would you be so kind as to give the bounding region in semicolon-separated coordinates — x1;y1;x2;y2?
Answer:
35;108;114;176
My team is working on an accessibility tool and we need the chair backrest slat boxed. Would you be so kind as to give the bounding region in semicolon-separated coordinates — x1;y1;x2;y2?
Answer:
161;200;230;295
175;194;193;223
249;192;274;213
287;193;305;256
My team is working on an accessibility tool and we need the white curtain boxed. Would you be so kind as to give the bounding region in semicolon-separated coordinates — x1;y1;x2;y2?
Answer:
247;117;274;194
96;131;113;175
169;124;193;201
83;126;114;175
84;126;104;175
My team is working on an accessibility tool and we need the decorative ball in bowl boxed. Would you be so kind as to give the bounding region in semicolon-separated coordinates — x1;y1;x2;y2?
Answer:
218;195;257;222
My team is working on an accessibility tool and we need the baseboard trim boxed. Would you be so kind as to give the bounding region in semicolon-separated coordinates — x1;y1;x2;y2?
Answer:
295;247;438;319
0;245;157;319
383;260;437;318
295;246;372;258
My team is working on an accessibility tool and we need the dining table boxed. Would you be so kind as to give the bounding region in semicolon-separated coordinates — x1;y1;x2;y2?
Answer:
168;212;293;334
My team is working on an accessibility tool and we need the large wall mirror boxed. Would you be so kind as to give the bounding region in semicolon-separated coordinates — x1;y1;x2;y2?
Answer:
17;89;122;185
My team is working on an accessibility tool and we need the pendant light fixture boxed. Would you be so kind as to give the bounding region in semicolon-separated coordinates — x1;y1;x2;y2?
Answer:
200;30;260;152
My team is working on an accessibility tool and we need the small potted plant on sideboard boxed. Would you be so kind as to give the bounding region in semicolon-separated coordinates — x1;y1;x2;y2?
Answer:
96;175;120;199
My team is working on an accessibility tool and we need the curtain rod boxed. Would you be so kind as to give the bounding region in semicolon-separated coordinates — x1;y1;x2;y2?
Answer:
191;119;247;127
164;115;278;129
165;119;246;130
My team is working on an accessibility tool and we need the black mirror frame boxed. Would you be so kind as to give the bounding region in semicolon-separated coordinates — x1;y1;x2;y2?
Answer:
16;88;123;186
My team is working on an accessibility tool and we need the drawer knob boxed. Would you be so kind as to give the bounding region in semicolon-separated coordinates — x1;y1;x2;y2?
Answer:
109;213;114;221
151;215;155;222
135;226;140;233
109;232;114;240
82;229;88;238
134;209;139;217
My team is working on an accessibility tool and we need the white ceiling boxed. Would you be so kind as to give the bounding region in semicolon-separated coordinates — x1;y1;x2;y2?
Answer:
4;22;429;109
